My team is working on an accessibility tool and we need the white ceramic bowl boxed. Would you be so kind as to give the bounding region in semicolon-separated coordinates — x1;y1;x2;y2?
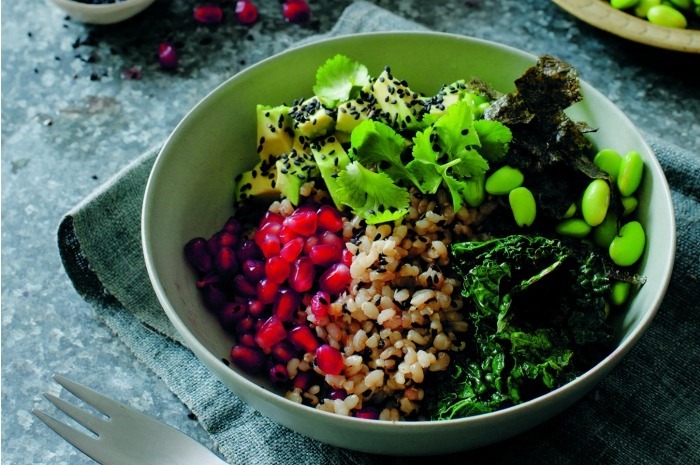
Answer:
142;32;676;455
48;0;156;24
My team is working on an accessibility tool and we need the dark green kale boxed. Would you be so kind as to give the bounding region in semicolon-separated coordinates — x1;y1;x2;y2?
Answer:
426;235;617;420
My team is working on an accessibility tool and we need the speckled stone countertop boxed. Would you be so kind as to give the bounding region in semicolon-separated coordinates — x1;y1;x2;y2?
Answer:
1;0;698;463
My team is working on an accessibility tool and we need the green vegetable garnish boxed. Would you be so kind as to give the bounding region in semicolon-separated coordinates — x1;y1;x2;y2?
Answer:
427;235;616;420
335;161;410;224
313;54;371;108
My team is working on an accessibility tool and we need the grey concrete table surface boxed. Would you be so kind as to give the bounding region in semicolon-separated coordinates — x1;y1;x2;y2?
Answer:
1;1;698;464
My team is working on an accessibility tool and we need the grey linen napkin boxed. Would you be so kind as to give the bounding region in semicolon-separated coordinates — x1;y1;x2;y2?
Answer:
58;2;699;464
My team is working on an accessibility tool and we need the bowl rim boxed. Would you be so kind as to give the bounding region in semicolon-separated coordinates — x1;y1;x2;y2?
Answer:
142;30;677;429
48;0;157;24
552;0;700;53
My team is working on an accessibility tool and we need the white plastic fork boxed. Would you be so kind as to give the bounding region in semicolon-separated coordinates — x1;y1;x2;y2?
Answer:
33;374;228;465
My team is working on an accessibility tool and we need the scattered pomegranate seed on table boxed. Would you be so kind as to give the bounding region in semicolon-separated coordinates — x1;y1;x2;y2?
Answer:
193;3;223;24
157;42;178;69
235;0;259;24
282;0;311;24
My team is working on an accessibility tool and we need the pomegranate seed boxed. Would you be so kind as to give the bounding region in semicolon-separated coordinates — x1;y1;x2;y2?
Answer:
280;237;304;262
328;389;347;400
283;208;317;236
355;406;379;420
288;325;319;352
254;221;282;246
236;240;262;262
293;370;312;390
269;363;289;383
247;299;266;318
315;344;344;375
158;42;178;70
218;301;247;328
258;234;281;258
208;231;238;256
265;256;291;284
271;340;297;363
282;0;310;24
317;205;344;232
255;315;287;351
288;257;315;293
184;237;213;273
233;274;257;297
342;248;354;267
273;288;301;322
278;225;299;244
238;332;257;348
223;217;242;234
319;230;345;250
260;211;284;226
319;263;351;295
234;0;258;24
310;291;330;321
193;3;223;24
308;243;342;267
254;317;266;333
201;285;226;311
235;316;255;336
230;345;264;374
303;235;320;255
215;247;239;275
196;272;221;288
242;259;266;282
256;278;279;305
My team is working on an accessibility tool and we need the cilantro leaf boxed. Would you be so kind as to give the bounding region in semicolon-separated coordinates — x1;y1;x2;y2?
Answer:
313;55;371;108
350;120;419;187
451;148;490;179
433;101;481;152
473;119;512;162
335;161;409;224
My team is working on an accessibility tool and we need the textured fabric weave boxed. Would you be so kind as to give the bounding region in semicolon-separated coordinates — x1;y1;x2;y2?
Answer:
58;2;699;464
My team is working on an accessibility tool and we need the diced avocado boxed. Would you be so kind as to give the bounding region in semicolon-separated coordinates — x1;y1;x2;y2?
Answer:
234;158;279;204
289;97;336;140
370;67;425;131
310;135;351;209
256;104;294;163
275;149;319;206
422;80;469;118
336;96;377;134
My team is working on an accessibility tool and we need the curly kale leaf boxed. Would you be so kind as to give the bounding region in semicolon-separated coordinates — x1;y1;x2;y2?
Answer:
427;235;615;420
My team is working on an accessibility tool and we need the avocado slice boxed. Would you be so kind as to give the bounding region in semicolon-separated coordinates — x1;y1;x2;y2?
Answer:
275;149;318;206
234;158;279;204
310;135;350;209
289;97;336;140
256;104;294;163
370;67;425;131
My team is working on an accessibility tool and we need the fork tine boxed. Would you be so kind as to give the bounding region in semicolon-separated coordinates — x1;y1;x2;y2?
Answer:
32;408;104;464
43;392;106;436
53;374;124;417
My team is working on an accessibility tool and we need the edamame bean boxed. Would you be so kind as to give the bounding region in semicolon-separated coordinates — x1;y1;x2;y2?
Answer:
562;202;577;219
609;221;646;266
593;211;618;249
670;0;691;9
611;0;640;8
464;176;486;207
594;149;622;180
617;151;644;197
509;187;536;227
647;4;688;28
610;281;632;306
485;166;524;195
582;179;611;227
621;196;638;216
555;218;591;238
635;0;662;17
